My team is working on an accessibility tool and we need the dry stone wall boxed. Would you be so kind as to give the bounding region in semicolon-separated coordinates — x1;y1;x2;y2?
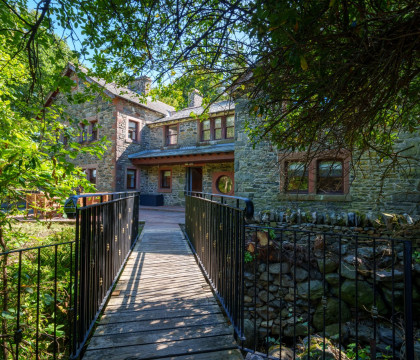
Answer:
243;221;420;357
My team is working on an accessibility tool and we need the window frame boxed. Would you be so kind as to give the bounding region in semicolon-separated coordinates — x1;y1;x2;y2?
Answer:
126;118;141;143
199;114;235;142
81;166;97;184
164;123;179;146
279;151;350;196
316;159;345;194
126;168;138;190
212;171;234;195
158;168;172;193
213;117;223;140
79;123;88;143
225;115;235;139
284;161;309;194
89;120;98;142
88;168;97;184
200;119;212;142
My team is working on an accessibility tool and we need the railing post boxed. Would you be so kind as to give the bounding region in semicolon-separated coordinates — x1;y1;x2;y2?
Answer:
403;240;414;360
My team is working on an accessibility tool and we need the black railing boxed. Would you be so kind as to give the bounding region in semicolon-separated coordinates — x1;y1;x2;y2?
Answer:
185;192;417;360
0;241;75;359
0;191;140;359
184;191;254;341
68;192;140;359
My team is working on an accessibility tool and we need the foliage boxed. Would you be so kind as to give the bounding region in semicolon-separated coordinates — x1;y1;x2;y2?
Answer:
413;250;420;264
150;71;226;110
2;0;417;165
346;343;392;360
0;4;108;358
0;223;75;359
244;250;254;263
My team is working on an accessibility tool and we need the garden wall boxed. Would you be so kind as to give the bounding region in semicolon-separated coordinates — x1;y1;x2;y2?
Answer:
242;220;420;358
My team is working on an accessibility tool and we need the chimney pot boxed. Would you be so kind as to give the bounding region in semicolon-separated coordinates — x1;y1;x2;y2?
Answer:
128;76;151;95
188;89;203;107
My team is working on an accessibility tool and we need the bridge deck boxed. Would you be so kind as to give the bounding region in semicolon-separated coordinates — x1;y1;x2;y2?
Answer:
83;219;243;359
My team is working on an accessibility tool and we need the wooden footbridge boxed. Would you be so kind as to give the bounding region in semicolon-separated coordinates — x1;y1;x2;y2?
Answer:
83;219;243;359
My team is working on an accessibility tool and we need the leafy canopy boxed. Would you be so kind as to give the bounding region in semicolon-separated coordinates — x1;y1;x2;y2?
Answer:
0;2;108;232
2;0;420;161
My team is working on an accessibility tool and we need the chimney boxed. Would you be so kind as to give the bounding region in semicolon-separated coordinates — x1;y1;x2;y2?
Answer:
188;89;203;107
128;76;152;95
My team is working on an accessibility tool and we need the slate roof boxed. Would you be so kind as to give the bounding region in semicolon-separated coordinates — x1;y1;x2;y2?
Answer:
152;100;235;124
66;63;175;116
128;143;234;159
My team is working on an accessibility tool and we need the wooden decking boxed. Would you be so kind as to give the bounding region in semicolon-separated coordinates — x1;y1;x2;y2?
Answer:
83;221;243;359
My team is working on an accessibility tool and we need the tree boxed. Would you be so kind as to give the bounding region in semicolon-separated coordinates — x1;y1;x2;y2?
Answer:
2;0;419;159
0;5;108;356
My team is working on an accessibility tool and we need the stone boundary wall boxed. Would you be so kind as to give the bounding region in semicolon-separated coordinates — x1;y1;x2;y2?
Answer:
242;222;420;357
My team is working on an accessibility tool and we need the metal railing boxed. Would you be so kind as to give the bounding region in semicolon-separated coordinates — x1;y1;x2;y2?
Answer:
0;191;140;359
184;192;417;360
184;191;254;341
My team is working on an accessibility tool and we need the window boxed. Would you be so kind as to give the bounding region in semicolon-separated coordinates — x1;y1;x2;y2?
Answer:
82;168;96;184
214;118;222;140
128;120;138;141
201;120;211;141
88;169;97;184
79;123;88;142
90;121;98;141
212;172;234;195
165;124;178;145
216;175;233;194
280;151;350;196
317;160;343;194
126;169;137;189
285;162;309;193
159;169;172;192
226;116;234;139
200;115;235;141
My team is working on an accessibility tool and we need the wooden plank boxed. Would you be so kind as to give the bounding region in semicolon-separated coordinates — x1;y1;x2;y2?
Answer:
159;349;244;360
83;335;238;360
104;299;218;314
87;324;233;350
94;313;228;336
113;283;211;297
106;291;213;307
84;223;242;359
100;304;222;324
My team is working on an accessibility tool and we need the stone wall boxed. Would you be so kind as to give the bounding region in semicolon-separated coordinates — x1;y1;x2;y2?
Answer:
148;120;199;149
114;98;163;191
54;81;116;192
140;165;186;205
203;162;234;193
234;99;280;209
234;99;420;218
242;222;420;356
140;162;234;206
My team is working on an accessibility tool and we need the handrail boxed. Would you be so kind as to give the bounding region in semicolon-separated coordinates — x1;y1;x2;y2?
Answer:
186;191;254;219
64;191;139;219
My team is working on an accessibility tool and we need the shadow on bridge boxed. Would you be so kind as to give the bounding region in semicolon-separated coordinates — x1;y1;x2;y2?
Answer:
83;215;243;359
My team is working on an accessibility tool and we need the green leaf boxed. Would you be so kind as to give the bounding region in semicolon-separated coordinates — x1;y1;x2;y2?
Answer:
300;55;308;71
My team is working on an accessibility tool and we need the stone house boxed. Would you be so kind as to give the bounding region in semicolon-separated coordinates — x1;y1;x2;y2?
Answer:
48;64;420;218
